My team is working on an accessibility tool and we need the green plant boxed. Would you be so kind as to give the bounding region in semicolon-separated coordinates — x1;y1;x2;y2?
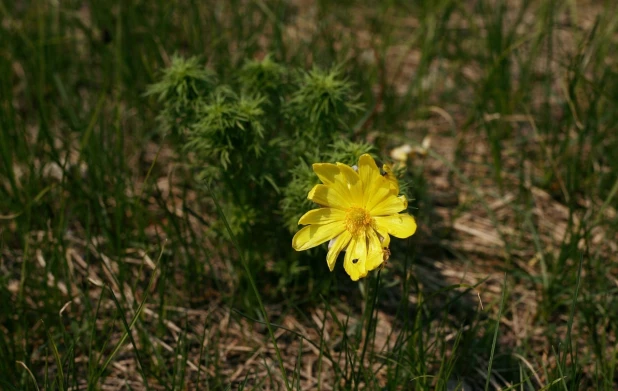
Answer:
148;55;369;293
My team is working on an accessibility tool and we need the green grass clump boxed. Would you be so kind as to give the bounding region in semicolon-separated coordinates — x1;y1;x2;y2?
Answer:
1;0;618;390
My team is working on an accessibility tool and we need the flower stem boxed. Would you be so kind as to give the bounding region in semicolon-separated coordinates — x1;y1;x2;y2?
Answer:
355;269;382;390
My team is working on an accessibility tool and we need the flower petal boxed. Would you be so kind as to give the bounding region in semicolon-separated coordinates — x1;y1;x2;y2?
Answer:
343;233;367;281
308;184;350;210
298;208;346;225
358;154;379;180
365;180;392;212
374;213;417;239
292;221;346;251
326;231;352;271
312;163;352;199
365;229;385;271
382;164;400;195
336;163;363;205
312;163;339;182
370;194;408;216
358;154;381;206
374;225;391;248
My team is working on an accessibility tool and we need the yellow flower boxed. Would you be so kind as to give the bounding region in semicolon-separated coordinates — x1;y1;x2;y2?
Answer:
381;163;399;195
292;154;417;280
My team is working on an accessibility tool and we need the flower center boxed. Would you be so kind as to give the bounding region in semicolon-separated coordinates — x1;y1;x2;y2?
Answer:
345;207;372;235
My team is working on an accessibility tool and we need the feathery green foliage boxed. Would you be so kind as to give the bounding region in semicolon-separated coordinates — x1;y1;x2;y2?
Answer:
145;55;217;135
149;55;368;290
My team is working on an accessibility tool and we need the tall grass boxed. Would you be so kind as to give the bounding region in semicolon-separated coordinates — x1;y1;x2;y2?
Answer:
1;0;617;389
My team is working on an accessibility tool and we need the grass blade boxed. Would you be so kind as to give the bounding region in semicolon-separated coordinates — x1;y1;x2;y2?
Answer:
95;243;165;385
205;181;291;390
485;273;507;391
